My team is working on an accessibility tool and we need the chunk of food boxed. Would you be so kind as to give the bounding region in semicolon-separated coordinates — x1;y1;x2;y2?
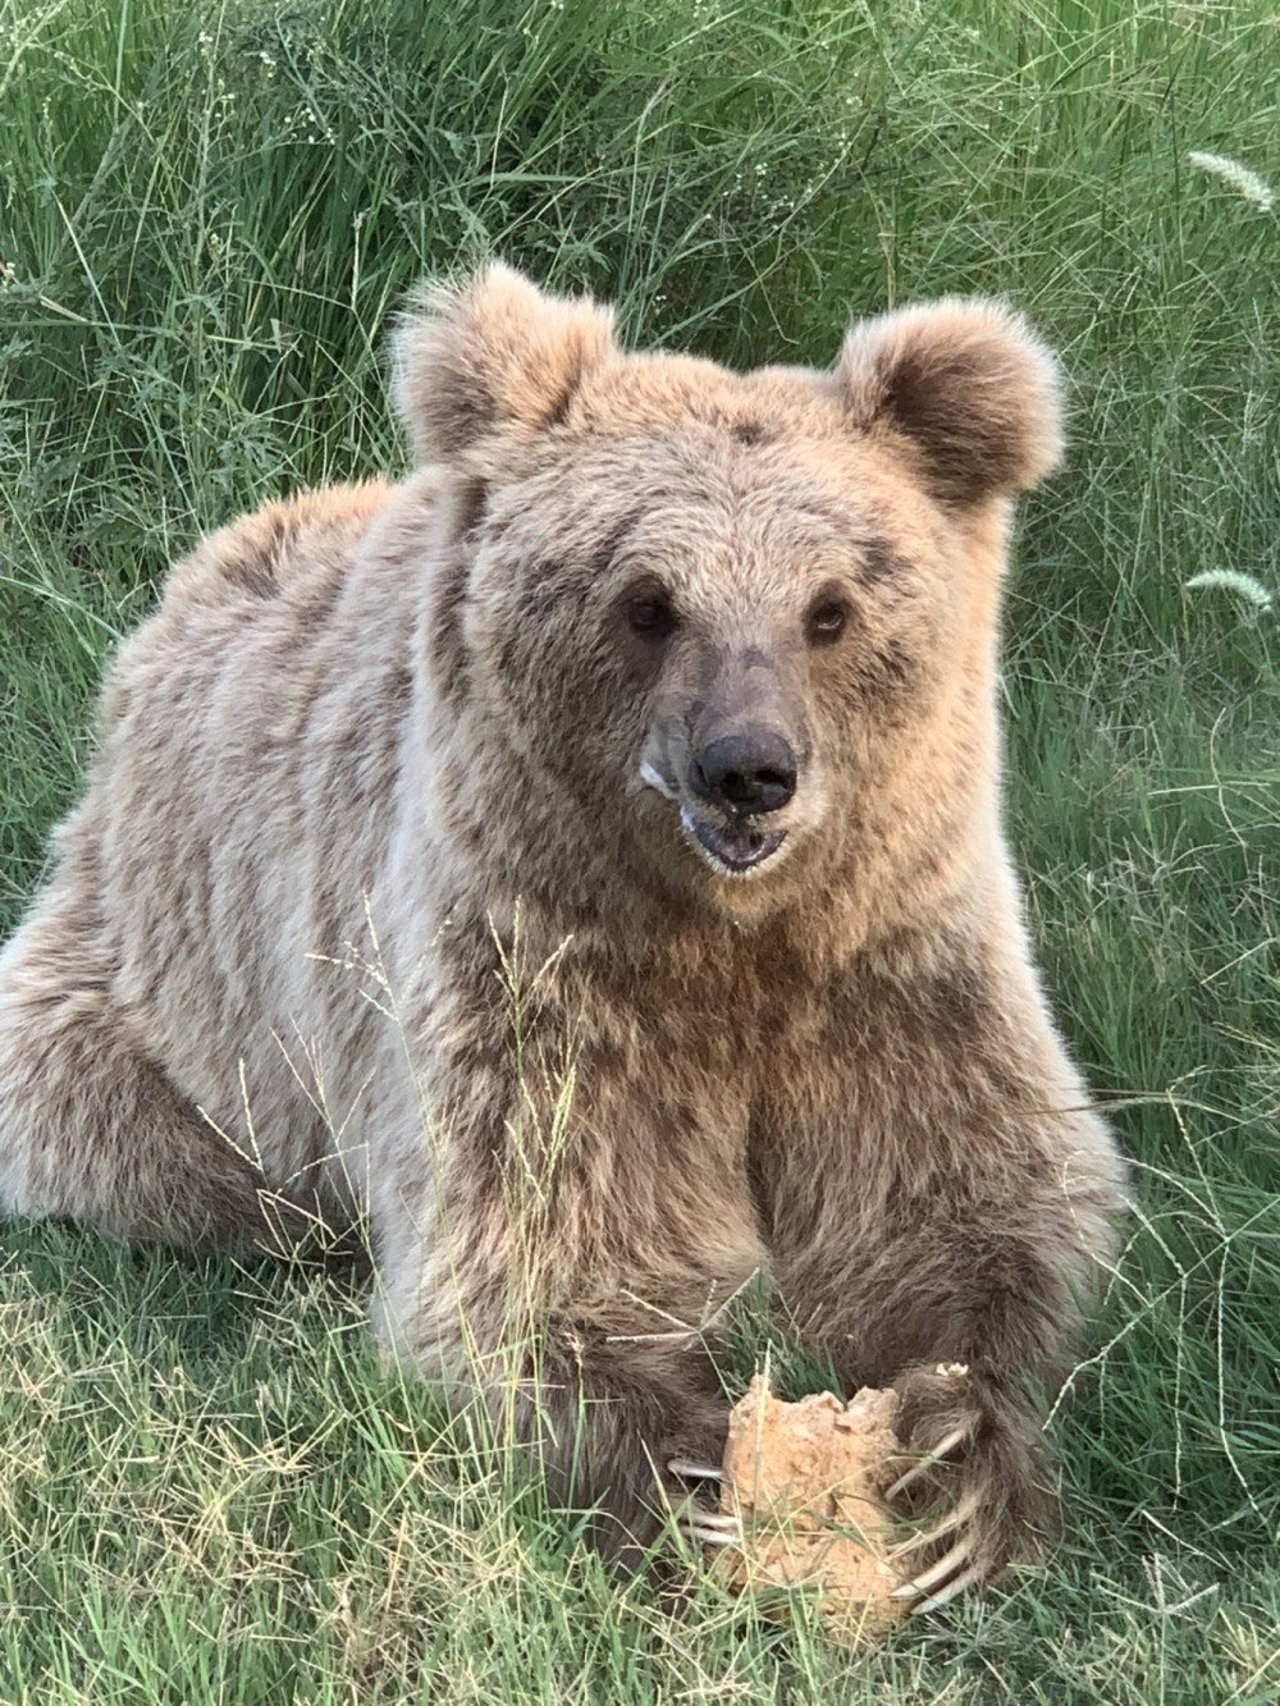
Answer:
714;1373;909;1643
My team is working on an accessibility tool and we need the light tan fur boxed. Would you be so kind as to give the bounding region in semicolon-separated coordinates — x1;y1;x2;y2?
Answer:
0;263;1125;1579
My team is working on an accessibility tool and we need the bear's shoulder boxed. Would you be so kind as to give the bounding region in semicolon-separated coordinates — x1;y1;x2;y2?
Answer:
161;480;395;616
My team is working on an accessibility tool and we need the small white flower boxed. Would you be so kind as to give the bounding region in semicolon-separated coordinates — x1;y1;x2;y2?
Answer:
1184;569;1274;612
1187;150;1274;212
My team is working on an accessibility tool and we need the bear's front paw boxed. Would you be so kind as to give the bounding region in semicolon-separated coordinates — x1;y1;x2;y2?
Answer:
884;1361;1056;1614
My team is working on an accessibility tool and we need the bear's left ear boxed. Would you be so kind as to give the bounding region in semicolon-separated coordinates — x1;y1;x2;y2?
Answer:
392;261;616;464
835;299;1064;507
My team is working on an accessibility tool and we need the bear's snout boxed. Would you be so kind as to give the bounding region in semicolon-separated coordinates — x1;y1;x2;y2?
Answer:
690;730;797;818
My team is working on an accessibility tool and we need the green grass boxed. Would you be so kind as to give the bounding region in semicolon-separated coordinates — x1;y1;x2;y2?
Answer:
1;0;1278;1698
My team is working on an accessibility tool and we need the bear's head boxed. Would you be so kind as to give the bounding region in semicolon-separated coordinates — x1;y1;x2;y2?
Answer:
393;264;1062;924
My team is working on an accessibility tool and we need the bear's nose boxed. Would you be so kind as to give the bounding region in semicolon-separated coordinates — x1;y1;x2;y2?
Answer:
691;731;797;817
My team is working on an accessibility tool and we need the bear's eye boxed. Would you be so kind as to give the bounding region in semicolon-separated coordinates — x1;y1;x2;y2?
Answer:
625;591;679;641
806;596;850;646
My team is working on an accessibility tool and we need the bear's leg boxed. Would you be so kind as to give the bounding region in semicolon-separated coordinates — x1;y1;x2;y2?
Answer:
752;952;1125;1608
767;1218;1070;1603
508;1316;735;1562
766;1183;1119;1609
0;905;308;1254
369;1156;755;1564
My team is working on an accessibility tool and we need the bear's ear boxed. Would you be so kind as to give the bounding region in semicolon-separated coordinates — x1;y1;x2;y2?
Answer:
391;262;615;464
834;299;1064;507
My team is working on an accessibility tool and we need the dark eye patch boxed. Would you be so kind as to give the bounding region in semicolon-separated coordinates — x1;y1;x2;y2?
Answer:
624;585;679;640
805;591;851;646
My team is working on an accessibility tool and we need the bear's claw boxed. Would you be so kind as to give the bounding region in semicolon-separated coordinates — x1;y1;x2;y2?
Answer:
883;1422;970;1502
891;1534;976;1602
667;1457;724;1482
681;1510;742;1548
888;1488;982;1562
905;1559;986;1615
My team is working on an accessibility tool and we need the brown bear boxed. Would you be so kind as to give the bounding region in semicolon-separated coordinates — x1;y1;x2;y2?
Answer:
0;263;1126;1604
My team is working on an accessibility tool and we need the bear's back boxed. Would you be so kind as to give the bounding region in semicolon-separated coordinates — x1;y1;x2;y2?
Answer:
47;478;415;1204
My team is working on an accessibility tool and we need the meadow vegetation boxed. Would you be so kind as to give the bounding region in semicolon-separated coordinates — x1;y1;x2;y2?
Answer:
0;0;1277;1698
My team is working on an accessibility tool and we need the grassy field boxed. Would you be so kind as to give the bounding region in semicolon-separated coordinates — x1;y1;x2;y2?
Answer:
1;0;1278;1698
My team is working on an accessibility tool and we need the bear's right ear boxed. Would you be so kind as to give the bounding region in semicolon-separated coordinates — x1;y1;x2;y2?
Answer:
391;262;615;464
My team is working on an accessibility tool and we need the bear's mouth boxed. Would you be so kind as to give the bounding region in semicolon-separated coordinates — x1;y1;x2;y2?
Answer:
640;757;788;876
678;804;787;875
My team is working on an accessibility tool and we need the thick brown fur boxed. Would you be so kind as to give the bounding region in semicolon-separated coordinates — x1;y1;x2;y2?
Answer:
0;263;1125;1581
